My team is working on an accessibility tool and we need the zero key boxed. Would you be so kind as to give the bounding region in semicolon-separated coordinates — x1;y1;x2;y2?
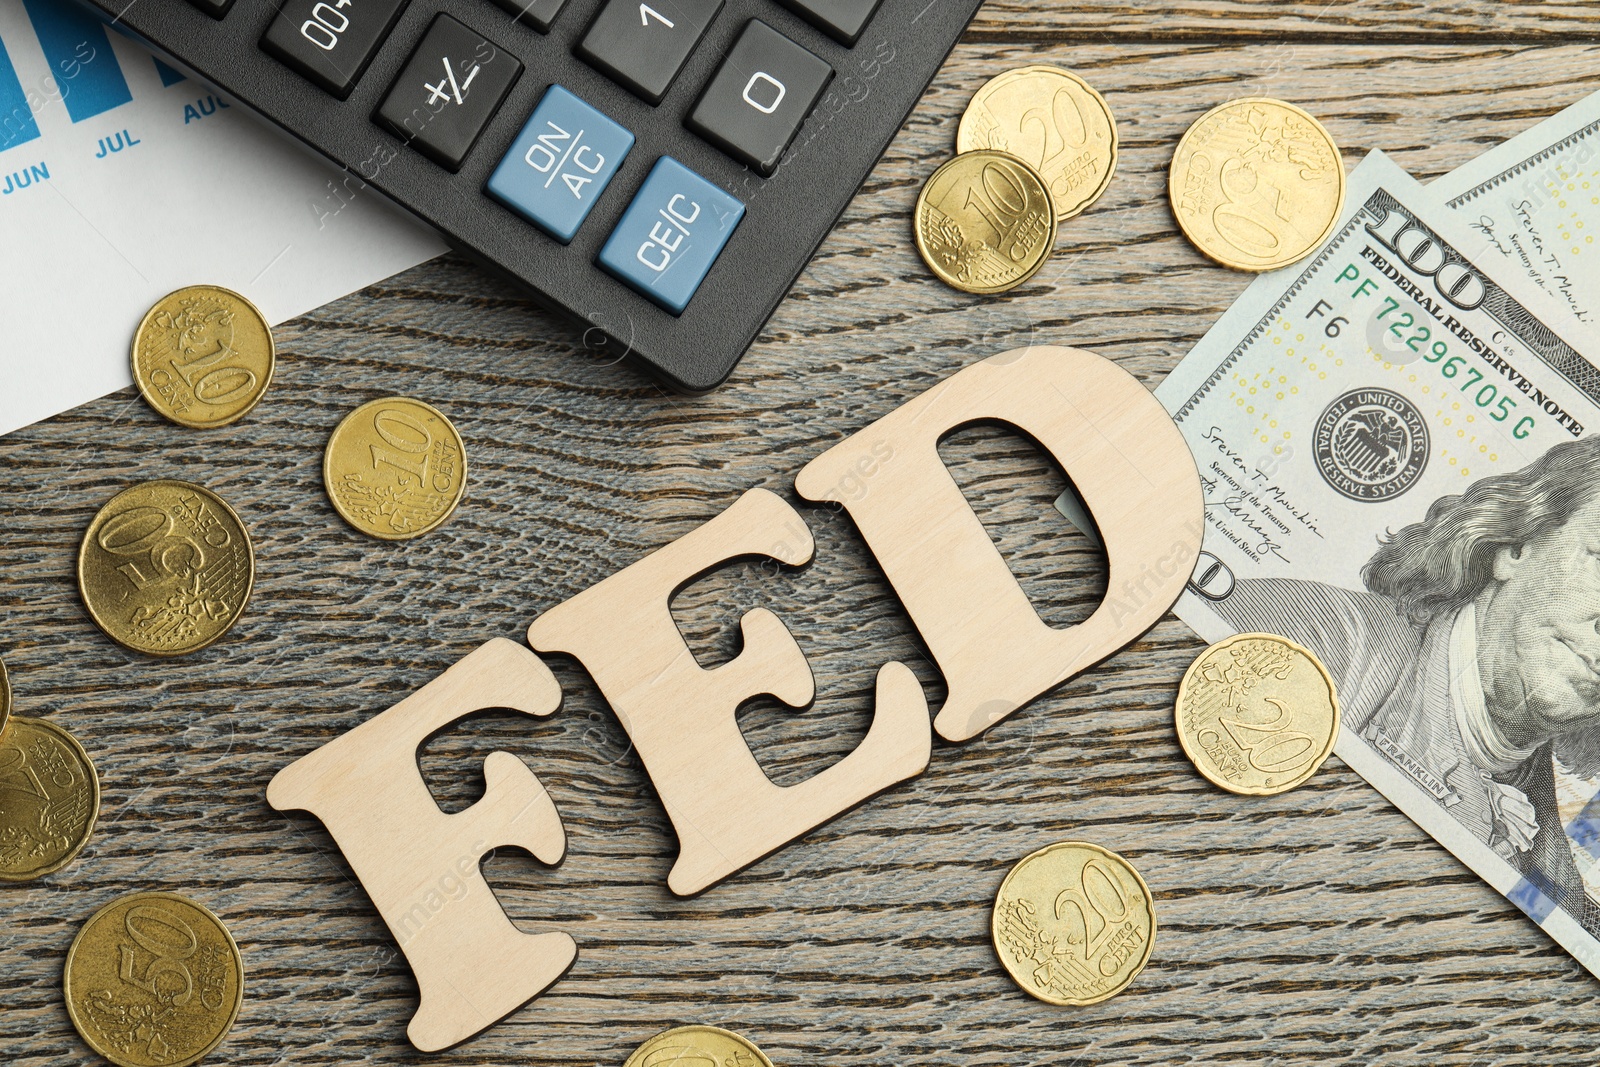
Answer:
686;20;831;176
576;0;723;105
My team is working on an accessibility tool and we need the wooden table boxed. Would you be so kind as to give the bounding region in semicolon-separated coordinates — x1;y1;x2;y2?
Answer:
8;4;1600;1064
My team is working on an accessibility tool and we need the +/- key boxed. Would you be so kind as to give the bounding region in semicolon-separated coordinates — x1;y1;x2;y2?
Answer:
376;14;522;170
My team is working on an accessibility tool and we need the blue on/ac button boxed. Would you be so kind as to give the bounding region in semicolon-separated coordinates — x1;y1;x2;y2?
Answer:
487;85;634;243
598;157;745;314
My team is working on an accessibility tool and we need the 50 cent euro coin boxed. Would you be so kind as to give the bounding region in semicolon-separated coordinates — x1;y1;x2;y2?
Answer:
78;480;255;657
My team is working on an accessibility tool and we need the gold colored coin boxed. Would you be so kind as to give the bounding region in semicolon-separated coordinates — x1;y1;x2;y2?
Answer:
1168;97;1345;271
992;841;1155;1006
1176;632;1340;795
132;286;274;429
957;65;1118;222
623;1025;776;1067
65;891;244;1067
323;396;468;540
0;654;10;739
914;149;1057;294
0;716;99;882
78;480;255;658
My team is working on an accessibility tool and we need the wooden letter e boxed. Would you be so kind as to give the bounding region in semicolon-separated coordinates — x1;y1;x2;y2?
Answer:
527;488;932;896
267;638;574;1052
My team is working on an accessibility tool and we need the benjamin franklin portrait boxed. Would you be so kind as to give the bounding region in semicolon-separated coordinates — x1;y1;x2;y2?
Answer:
1212;434;1600;933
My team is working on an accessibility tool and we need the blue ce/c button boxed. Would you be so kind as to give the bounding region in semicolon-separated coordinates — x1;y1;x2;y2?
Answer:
488;85;634;243
598;157;745;314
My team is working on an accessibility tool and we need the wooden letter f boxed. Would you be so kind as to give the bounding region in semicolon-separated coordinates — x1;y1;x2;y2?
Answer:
267;638;574;1052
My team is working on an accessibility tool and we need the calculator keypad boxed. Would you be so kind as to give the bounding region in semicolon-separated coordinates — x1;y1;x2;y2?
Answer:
487;85;635;243
99;0;983;389
261;0;407;99
576;0;723;105
376;15;522;170
598;157;745;313
686;20;831;176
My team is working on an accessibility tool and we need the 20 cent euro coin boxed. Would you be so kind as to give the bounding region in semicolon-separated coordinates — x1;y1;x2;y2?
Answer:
324;397;468;540
78;481;255;657
1168;97;1344;272
957;65;1118;222
992;841;1154;1006
65;891;244;1067
914;149;1056;294
133;286;274;429
0;716;99;882
623;1024;776;1067
1176;632;1340;795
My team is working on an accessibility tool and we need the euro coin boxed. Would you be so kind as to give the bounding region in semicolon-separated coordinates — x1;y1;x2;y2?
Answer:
1175;632;1340;795
0;716;99;882
992;841;1154;1006
65;891;244;1067
1168;97;1345;272
78;480;255;657
0;655;10;739
957;65;1118;222
914;149;1056;294
623;1025;776;1067
323;396;468;541
132;285;274;429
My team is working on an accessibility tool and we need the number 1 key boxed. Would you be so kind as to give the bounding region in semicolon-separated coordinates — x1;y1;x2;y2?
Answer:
577;0;724;105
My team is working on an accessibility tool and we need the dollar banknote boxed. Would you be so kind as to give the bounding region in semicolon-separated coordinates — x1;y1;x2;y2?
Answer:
1434;88;1600;332
1143;150;1600;977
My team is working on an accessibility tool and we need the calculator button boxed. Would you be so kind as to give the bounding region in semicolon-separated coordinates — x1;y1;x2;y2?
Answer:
776;0;881;44
686;21;831;177
576;0;723;106
598;157;744;313
260;0;406;99
376;15;522;171
488;0;566;32
487;85;635;243
186;0;235;20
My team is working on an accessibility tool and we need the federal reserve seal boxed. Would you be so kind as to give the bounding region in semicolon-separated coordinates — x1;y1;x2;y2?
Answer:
1313;389;1429;501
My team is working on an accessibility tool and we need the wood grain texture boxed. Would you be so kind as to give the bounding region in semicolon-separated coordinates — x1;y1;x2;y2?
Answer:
6;11;1600;1067
974;0;1600;42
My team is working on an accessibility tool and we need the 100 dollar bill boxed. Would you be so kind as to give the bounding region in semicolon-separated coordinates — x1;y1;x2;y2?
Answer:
1154;151;1600;977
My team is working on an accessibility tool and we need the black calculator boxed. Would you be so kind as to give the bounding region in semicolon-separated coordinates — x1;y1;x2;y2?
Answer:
82;0;984;391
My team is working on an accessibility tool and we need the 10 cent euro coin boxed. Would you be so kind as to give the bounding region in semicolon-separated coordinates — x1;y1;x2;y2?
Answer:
1168;97;1345;272
324;397;468;540
132;286;275;429
78;481;255;657
957;65;1118;222
0;716;99;882
992;841;1155;1006
65;891;244;1067
1176;632;1340;795
914;149;1056;294
623;1024;776;1067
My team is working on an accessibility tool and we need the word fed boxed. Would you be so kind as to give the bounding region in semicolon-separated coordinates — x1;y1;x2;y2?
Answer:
268;345;1205;1051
